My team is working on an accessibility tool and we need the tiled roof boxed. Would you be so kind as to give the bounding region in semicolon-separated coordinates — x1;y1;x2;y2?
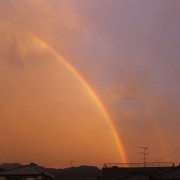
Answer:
0;163;54;178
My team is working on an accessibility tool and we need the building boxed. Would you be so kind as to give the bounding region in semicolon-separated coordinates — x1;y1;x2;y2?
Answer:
102;162;174;180
0;163;54;180
151;165;180;180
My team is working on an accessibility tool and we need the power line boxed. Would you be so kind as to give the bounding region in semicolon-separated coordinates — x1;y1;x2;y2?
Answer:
154;147;180;163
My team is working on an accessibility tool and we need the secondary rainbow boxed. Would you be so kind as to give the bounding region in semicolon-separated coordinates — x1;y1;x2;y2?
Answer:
32;35;128;163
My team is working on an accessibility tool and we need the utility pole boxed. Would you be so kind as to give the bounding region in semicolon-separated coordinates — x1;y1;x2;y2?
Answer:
139;146;149;167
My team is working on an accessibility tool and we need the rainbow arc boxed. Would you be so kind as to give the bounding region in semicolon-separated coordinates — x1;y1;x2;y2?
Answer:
31;35;128;163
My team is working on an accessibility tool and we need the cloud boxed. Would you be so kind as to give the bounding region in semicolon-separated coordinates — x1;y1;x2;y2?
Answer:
0;0;123;167
1;0;180;166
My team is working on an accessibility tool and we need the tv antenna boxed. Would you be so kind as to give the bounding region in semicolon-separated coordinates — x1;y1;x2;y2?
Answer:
70;161;74;168
139;146;149;167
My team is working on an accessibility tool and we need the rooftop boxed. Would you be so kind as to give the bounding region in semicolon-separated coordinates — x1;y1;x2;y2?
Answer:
0;163;54;178
103;162;175;168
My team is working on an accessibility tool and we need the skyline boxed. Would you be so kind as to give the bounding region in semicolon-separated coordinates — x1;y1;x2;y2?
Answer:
0;0;180;168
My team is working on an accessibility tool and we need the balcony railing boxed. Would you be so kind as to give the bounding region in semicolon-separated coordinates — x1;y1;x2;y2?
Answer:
103;162;174;168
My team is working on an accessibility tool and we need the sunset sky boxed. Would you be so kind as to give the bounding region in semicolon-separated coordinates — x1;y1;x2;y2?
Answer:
0;0;180;168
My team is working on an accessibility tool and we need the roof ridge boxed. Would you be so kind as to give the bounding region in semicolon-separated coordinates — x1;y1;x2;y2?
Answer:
31;163;51;174
0;162;54;178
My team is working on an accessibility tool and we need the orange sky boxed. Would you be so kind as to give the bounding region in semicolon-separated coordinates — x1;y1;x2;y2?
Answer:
0;0;125;168
0;32;122;167
0;0;180;168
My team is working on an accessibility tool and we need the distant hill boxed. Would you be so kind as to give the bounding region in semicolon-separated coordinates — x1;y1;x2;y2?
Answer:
60;165;100;174
46;165;101;180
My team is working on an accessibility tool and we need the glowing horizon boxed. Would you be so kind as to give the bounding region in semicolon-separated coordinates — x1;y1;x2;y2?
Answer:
31;35;128;163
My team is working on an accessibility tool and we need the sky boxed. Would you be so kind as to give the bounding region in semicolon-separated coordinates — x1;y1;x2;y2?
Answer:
0;0;180;168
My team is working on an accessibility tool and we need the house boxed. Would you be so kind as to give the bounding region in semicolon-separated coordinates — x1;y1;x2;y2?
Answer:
151;165;180;180
0;163;54;180
102;162;174;180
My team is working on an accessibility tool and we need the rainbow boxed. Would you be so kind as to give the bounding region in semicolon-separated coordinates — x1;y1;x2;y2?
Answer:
31;36;128;163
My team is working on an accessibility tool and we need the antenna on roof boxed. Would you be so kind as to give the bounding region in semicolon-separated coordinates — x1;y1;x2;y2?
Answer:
139;146;149;167
70;161;74;168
